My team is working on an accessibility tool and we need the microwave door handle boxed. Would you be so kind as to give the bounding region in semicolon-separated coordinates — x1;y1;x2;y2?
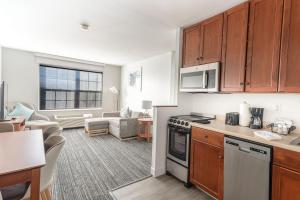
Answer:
202;71;206;89
203;71;208;88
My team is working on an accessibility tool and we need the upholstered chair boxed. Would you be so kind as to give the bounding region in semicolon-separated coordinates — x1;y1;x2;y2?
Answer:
0;135;66;200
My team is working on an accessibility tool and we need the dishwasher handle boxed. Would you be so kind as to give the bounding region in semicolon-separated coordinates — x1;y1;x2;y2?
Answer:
239;147;250;153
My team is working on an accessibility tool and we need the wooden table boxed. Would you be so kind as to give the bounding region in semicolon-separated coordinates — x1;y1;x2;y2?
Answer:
0;116;26;131
138;118;153;143
0;130;46;200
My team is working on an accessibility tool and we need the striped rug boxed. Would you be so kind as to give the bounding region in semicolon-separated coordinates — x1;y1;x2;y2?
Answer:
52;128;152;200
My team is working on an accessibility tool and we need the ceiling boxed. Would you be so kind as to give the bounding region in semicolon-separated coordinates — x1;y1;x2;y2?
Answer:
0;0;245;65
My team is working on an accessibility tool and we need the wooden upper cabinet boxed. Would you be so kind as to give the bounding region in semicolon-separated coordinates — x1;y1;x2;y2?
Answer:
221;2;249;92
182;25;201;67
245;0;283;92
279;0;300;92
200;14;224;64
182;14;223;67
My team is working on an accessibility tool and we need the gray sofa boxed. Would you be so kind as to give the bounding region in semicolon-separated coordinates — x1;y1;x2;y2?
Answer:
102;111;143;139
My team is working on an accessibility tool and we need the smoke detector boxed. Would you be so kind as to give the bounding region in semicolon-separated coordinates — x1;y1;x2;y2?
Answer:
80;23;90;30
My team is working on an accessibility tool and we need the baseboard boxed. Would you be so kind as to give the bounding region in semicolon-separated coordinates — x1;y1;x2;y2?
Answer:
151;166;165;177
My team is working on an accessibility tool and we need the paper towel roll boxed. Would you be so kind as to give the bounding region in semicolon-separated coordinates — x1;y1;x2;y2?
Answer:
239;101;251;126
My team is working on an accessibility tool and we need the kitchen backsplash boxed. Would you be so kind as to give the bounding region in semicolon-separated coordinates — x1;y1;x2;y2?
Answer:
188;93;300;131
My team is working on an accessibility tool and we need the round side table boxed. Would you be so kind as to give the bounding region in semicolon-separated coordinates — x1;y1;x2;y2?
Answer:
138;118;153;143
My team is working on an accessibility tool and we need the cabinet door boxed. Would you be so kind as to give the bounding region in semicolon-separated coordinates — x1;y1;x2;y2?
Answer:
200;14;224;64
221;2;249;92
246;0;283;92
279;0;300;92
272;165;300;200
182;25;201;67
190;139;223;199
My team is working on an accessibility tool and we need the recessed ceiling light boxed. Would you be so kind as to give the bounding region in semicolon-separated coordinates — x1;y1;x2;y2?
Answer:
80;23;90;30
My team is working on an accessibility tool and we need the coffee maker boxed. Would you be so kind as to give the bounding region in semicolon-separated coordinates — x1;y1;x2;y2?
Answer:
249;107;264;129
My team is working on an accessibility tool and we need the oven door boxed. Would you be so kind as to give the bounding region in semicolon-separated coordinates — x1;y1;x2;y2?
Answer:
167;125;190;167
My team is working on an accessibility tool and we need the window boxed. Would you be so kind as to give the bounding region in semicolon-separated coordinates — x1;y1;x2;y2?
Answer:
39;65;103;110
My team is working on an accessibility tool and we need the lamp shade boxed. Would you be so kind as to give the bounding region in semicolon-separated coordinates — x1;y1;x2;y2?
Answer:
142;100;152;109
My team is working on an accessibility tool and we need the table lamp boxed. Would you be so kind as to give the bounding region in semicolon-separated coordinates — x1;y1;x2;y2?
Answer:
142;100;152;118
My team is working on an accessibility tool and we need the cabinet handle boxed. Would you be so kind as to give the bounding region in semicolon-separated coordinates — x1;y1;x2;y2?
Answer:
218;155;223;159
204;135;208;139
240;82;244;86
196;57;200;60
246;82;250;85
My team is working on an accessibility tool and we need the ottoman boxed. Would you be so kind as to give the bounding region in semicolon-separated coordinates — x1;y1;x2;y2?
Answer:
85;118;109;136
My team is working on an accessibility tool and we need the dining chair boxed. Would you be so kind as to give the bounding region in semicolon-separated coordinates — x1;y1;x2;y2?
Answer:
0;135;66;200
43;126;62;142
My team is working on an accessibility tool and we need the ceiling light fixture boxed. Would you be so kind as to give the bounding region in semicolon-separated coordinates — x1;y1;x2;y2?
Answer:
80;23;90;30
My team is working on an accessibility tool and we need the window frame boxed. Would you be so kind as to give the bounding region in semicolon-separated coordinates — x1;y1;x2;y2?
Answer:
39;64;103;111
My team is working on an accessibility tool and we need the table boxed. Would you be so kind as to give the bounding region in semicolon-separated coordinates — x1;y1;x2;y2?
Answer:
0;130;46;200
138;118;153;143
0;116;26;131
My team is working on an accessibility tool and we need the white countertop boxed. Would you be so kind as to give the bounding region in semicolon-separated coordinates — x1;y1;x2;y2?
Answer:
191;120;300;153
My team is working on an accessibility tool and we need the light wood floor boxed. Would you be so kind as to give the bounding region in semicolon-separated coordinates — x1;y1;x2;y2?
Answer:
110;175;214;200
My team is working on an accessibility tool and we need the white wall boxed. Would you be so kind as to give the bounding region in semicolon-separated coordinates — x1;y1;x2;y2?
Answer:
189;93;300;128
0;46;2;82
121;52;174;111
2;47;121;118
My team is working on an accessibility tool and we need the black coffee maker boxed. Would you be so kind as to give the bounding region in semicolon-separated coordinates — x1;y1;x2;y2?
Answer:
249;107;264;129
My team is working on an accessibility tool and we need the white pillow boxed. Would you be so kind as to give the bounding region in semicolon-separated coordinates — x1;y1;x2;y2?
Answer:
120;107;130;118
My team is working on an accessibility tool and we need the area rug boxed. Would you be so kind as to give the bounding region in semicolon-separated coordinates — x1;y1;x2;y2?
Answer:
51;128;152;200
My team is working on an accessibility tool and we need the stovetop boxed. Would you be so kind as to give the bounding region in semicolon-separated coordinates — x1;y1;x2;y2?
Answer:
168;113;216;128
171;115;214;122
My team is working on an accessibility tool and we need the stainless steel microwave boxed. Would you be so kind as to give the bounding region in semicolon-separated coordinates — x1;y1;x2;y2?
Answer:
179;62;220;93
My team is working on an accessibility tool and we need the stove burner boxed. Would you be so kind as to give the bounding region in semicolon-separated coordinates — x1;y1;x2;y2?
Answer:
168;113;215;128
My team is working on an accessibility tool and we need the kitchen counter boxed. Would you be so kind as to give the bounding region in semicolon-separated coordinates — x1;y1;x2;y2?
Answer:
191;120;300;153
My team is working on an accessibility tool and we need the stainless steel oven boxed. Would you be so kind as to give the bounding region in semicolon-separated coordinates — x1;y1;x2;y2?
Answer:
167;124;190;167
166;114;216;186
179;62;220;93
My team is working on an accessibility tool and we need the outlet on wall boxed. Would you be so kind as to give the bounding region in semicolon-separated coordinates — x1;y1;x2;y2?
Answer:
271;104;280;112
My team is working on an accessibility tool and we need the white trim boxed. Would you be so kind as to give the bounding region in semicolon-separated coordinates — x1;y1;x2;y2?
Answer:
35;52;107;68
151;166;166;177
39;107;103;112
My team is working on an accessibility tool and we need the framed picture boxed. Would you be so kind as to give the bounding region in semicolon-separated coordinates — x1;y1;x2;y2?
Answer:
128;67;143;91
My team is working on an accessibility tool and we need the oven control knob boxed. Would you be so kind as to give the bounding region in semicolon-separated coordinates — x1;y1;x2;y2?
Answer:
177;121;180;124
185;122;189;126
173;120;176;123
169;119;173;122
181;121;185;125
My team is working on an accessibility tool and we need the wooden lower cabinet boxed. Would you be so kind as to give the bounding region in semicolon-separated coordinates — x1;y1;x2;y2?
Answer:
190;127;224;200
272;165;300;200
272;147;300;200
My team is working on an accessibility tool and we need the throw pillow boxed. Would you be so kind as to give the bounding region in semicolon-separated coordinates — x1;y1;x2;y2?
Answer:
120;107;130;118
8;103;34;121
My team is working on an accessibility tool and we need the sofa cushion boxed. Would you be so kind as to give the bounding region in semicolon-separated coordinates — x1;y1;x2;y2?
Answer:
107;117;122;128
85;118;109;130
8;103;34;121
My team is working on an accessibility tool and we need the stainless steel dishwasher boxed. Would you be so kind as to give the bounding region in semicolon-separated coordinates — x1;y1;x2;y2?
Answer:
224;136;272;200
